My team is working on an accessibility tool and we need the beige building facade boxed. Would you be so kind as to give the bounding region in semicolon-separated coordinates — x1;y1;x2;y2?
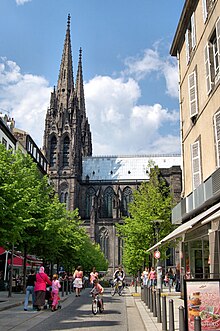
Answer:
151;0;220;280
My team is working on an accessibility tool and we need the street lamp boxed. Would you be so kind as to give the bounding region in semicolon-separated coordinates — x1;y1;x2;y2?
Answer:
151;220;164;291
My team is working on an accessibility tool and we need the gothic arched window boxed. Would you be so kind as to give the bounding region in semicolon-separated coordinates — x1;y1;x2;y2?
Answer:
99;227;109;259
85;187;96;219
122;186;133;216
63;136;70;167
103;187;114;218
60;191;69;209
50;136;57;167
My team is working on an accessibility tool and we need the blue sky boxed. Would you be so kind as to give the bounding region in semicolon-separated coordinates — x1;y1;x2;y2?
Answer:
0;0;184;155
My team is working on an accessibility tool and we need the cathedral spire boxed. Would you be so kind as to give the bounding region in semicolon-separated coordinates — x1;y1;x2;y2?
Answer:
57;14;74;109
76;47;85;112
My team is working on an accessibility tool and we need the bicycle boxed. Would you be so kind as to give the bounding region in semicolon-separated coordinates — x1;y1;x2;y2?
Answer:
111;279;123;296
91;293;104;315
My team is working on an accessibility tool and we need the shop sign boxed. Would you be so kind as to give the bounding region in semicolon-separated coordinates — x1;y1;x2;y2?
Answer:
154;250;160;259
184;279;220;331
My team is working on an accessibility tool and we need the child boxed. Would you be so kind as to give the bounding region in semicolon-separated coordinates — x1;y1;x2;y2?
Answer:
90;278;104;310
51;274;61;311
164;272;169;287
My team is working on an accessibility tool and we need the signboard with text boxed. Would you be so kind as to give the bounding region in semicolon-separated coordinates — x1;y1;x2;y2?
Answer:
184;279;220;331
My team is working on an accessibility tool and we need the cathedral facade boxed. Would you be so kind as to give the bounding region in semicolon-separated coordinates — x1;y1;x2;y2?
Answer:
43;16;182;273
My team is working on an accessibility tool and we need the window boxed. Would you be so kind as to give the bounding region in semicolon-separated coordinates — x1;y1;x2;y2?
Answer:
214;110;220;167
99;227;109;259
122;187;133;216
204;18;220;94
185;12;196;64
188;70;198;118
191;140;202;190
85;187;96;218
60;191;69;209
63;136;70;167
2;138;7;148
50;136;57;167
202;0;216;23
103;187;114;218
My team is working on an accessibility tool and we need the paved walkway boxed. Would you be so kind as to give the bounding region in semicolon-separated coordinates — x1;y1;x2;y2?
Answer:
129;286;184;331
0;286;184;330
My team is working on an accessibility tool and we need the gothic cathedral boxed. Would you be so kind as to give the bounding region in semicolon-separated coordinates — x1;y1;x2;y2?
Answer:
43;16;182;273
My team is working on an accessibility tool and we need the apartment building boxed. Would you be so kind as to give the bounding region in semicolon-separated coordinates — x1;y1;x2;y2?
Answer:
149;0;220;279
0;113;48;176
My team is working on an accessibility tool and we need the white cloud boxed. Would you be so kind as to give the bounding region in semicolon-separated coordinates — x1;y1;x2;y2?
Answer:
15;0;32;5
0;55;180;156
0;58;51;147
85;76;180;155
123;47;179;98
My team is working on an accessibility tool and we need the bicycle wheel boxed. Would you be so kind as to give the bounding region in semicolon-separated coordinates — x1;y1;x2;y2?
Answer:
111;286;116;296
118;286;123;296
92;299;98;315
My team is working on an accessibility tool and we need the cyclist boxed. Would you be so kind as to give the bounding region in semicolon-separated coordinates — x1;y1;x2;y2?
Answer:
113;266;125;288
90;278;104;310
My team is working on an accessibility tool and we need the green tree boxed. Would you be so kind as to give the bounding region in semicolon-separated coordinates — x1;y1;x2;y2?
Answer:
116;164;174;275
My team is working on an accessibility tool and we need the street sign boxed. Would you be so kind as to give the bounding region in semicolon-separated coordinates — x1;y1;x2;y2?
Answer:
154;250;160;259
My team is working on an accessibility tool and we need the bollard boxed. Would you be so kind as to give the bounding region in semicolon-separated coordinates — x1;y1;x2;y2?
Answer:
157;289;162;323
194;316;201;331
147;286;150;307
179;306;185;331
149;287;153;312
169;299;175;331
143;285;147;304
145;286;148;306
61;281;64;297
153;289;157;317
162;296;167;331
141;285;144;301
66;280;68;295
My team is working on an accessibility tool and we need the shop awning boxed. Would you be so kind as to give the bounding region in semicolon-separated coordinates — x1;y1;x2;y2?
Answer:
147;202;220;252
0;247;6;255
8;256;31;267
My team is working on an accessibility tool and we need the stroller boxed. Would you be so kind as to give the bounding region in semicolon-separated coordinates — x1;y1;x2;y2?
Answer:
44;287;62;310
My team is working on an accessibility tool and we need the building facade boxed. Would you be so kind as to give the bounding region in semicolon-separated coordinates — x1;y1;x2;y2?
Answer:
150;0;220;279
43;16;182;273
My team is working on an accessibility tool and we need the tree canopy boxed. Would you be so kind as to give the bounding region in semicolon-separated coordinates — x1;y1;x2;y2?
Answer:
0;144;108;274
116;164;174;275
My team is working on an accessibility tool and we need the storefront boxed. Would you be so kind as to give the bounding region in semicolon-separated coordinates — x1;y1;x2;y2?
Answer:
147;204;220;285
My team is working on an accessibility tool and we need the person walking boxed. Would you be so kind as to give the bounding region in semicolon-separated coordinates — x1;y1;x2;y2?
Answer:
90;267;98;287
73;266;83;297
24;269;36;311
51;274;61;311
34;266;52;311
141;267;149;287
149;266;157;287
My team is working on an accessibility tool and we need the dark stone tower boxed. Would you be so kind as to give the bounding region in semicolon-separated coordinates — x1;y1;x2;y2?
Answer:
43;15;92;210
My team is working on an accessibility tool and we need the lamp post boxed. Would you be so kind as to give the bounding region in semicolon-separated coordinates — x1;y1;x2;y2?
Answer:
151;220;163;291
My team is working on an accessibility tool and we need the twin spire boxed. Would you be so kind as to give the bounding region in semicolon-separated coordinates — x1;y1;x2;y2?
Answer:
57;14;84;110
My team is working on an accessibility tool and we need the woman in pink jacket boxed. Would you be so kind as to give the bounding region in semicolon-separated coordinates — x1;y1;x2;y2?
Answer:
34;266;52;311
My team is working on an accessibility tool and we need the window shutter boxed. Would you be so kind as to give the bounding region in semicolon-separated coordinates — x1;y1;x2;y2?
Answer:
202;0;208;23
191;141;201;190
216;17;220;70
185;29;190;64
204;43;212;94
191;13;196;49
188;71;198;117
214;110;220;167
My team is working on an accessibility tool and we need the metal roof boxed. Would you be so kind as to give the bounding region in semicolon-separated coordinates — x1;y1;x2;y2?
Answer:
82;154;181;182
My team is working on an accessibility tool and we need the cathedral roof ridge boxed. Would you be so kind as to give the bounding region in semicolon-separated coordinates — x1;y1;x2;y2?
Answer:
83;154;181;159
